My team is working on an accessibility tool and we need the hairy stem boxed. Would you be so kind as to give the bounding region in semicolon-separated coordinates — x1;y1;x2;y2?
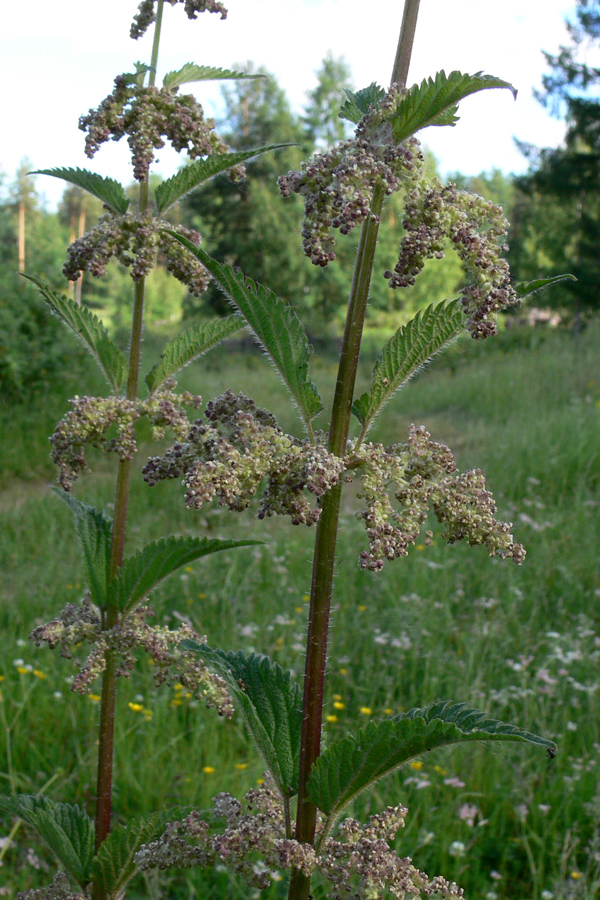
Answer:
288;6;420;899
91;6;164;897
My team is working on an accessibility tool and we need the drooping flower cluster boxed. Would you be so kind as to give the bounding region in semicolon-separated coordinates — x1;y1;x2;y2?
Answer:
278;87;424;266
50;395;139;491
386;179;519;338
63;215;210;293
16;872;86;900
136;784;463;900
80;78;240;182
50;384;202;491
352;424;525;571
143;390;345;526
29;597;233;715
131;0;227;39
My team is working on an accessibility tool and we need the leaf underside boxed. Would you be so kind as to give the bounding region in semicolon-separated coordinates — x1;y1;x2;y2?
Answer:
31;168;130;215
145;314;244;393
352;298;465;432
0;795;95;888
155;144;293;213
515;273;577;299
52;488;112;610
164;233;323;431
307;700;556;820
181;645;303;797
163;63;265;89
107;536;261;613
92;806;193;893
23;276;127;394
388;70;517;143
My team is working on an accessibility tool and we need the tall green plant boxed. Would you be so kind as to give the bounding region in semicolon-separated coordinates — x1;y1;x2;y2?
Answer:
2;1;572;899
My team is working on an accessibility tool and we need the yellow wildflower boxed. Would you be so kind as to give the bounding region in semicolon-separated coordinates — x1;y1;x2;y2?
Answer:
357;605;367;612
333;701;345;710
184;566;194;573
326;715;339;723
17;666;29;675
360;707;372;716
203;766;216;774
33;670;47;679
410;760;423;770
89;694;101;703
128;702;144;712
571;872;583;880
295;606;304;613
384;708;393;715
235;763;248;770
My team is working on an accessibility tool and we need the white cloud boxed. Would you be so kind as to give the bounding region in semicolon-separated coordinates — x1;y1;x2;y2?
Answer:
1;0;574;206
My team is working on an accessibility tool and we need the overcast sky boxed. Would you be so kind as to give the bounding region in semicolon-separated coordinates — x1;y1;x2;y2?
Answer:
2;0;575;208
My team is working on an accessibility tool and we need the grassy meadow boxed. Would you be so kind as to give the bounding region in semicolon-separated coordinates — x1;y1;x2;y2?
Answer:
1;319;599;899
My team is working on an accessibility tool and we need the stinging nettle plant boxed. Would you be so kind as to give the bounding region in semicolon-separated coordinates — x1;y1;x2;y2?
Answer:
1;0;575;898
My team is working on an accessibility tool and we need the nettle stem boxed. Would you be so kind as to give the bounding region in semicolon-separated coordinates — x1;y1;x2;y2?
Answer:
288;5;420;899
91;5;164;897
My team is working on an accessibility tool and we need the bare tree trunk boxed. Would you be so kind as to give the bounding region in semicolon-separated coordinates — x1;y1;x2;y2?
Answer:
18;200;25;273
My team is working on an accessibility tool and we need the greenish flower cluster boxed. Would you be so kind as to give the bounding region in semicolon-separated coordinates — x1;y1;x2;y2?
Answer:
352;424;525;570
63;214;210;293
50;385;202;491
143;391;345;525
17;872;85;900
29;597;233;716
278;113;424;266
80;78;241;182
136;785;462;900
131;0;228;39
386;179;519;338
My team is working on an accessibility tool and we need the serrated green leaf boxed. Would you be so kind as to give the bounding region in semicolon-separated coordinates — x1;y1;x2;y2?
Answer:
515;273;577;299
155;144;293;213
307;701;556;824
163;63;265;89
145;314;244;393
0;795;94;888
107;536;261;613
51;488;112;609
181;645;303;797
122;62;153;86
31;168;129;215
92;806;192;893
163;233;323;434
22;276;127;394
388;70;517;143
339;83;386;124
352;299;465;436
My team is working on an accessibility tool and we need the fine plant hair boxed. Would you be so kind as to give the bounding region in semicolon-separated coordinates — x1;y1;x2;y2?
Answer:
0;1;574;899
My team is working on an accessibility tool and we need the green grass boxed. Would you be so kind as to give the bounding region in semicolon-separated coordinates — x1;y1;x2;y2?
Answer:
1;321;599;899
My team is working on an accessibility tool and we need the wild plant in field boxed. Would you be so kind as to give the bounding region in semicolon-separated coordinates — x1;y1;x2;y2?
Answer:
0;0;573;898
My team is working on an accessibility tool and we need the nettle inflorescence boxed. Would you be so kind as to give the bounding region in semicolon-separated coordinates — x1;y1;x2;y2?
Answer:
353;424;525;571
144;392;524;569
143;390;346;525
80;75;238;182
50;380;202;491
63;217;211;292
29;596;233;715
135;781;462;900
279;82;520;338
131;0;228;40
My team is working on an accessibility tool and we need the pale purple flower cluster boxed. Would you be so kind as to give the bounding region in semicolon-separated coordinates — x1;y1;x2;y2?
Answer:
64;215;210;294
80;80;233;181
143;391;345;525
16;872;85;900
136;788;463;900
386;180;519;338
50;395;139;491
131;0;227;39
29;599;232;715
50;385;203;491
278;91;424;267
353;424;525;571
